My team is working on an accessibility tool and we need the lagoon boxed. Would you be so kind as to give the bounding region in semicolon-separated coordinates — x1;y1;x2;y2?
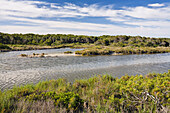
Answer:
0;48;170;90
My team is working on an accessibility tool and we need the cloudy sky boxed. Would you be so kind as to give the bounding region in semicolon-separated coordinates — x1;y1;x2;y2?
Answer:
0;0;170;37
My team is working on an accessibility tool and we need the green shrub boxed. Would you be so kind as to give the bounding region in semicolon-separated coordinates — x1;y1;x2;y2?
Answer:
20;54;28;57
64;51;73;54
0;72;169;112
0;43;11;50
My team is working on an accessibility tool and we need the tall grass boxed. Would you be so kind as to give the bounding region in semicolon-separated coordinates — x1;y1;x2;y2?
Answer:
75;46;170;56
0;72;169;112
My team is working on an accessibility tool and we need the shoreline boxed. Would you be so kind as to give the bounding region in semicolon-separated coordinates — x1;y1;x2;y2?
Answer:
0;46;71;52
18;51;170;58
19;53;82;58
1;45;170;57
0;44;87;53
75;46;170;56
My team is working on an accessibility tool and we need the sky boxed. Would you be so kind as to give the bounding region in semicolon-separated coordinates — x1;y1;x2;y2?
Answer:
0;0;170;37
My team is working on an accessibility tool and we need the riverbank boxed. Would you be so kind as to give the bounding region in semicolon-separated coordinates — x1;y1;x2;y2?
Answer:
75;46;170;56
1;32;170;55
8;44;87;51
1;44;170;57
0;44;91;53
19;52;81;58
0;71;169;112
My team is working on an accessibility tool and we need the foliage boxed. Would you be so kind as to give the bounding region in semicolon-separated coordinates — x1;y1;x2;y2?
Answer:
0;72;170;112
0;43;11;50
25;91;84;112
64;51;73;54
75;46;170;56
1;32;170;55
0;32;169;47
20;54;28;57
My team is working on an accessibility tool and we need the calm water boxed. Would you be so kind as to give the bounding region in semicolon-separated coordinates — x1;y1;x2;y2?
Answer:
0;48;170;90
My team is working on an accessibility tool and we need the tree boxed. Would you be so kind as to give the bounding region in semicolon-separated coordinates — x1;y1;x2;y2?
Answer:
104;39;110;46
44;39;52;46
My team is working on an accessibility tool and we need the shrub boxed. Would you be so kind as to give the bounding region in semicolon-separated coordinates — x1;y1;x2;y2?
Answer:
64;51;73;54
20;54;28;57
0;43;11;50
0;72;169;112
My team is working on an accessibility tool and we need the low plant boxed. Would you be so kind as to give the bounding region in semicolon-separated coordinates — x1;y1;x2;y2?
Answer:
64;51;73;54
0;71;169;112
20;54;28;57
75;47;170;56
0;43;11;50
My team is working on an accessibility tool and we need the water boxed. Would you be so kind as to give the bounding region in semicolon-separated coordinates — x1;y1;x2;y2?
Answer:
0;48;170;90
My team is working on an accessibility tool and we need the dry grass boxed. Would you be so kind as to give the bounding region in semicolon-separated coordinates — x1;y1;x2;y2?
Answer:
75;46;170;56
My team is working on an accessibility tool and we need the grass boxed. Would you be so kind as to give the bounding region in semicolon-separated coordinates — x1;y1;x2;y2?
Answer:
8;44;59;51
1;43;170;56
75;46;170;56
20;54;28;57
4;44;90;51
64;51;73;54
0;43;11;52
20;53;45;58
0;71;169;112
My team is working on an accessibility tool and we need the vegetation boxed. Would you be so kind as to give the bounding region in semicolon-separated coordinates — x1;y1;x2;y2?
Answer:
64;51;73;54
0;32;170;55
0;43;11;51
0;71;169;112
7;44;60;51
0;32;169;47
20;54;28;57
20;53;45;58
75;46;170;56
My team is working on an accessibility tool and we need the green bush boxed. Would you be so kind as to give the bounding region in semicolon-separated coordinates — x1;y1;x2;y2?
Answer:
0;72;169;112
75;47;170;56
0;43;11;50
0;32;170;47
20;54;28;57
64;51;73;54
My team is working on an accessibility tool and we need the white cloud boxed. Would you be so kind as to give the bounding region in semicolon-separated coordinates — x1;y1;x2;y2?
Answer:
51;3;62;9
125;21;170;28
148;3;165;7
0;0;170;37
121;6;170;20
106;17;126;22
0;16;169;37
1;0;170;20
0;0;87;18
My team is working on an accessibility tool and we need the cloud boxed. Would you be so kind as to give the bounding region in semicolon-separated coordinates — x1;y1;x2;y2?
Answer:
120;6;170;20
0;0;170;37
148;3;165;7
1;0;170;20
106;17;126;22
125;21;170;28
0;16;169;37
0;0;87;18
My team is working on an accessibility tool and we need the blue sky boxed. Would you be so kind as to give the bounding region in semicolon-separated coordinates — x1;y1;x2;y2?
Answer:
0;0;170;37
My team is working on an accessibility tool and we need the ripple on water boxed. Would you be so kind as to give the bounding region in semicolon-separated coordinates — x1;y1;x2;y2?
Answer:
0;49;170;90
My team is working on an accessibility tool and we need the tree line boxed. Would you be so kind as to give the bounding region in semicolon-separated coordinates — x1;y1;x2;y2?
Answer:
0;32;169;47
